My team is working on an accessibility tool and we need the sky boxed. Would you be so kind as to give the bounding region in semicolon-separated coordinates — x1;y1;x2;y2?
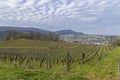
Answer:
0;0;120;35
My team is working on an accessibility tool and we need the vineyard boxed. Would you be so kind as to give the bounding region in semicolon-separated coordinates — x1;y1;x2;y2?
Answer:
0;40;117;80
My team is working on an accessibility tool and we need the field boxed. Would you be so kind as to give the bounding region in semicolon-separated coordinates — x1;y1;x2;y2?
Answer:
0;39;118;80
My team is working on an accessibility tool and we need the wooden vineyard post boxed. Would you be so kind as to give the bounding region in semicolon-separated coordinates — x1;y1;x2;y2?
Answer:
46;52;49;70
98;52;102;63
118;57;120;80
66;52;70;72
25;52;33;69
82;52;85;64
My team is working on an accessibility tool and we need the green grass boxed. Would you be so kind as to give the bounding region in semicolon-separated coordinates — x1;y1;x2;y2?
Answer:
0;40;119;80
0;65;88;80
86;47;120;80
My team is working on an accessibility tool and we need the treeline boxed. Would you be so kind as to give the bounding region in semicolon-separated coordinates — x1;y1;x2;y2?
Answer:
113;39;120;46
4;30;59;41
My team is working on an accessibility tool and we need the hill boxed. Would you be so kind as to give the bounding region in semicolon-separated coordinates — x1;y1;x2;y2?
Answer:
0;26;61;41
0;27;86;41
0;26;49;33
55;30;84;35
0;26;117;44
0;26;50;40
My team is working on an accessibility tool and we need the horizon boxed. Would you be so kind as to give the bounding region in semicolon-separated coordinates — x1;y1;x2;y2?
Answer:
0;0;120;35
0;26;118;36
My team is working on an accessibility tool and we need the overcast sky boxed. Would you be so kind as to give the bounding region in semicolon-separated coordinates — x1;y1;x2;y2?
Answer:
0;0;120;35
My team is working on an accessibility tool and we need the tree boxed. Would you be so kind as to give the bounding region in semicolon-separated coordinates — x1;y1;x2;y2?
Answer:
5;30;60;41
47;32;59;41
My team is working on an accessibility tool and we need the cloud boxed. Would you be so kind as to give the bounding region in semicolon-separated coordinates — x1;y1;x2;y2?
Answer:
0;0;120;34
37;0;51;5
0;0;118;19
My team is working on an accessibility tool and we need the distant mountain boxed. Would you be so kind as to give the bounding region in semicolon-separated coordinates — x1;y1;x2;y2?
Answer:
0;26;117;43
54;30;84;35
0;26;50;40
0;26;49;33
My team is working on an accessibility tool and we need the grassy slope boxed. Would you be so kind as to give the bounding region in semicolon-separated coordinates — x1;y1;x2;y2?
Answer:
0;39;77;48
86;47;120;80
0;40;119;80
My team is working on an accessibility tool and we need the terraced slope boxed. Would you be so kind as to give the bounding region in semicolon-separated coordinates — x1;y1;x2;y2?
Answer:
0;40;117;80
